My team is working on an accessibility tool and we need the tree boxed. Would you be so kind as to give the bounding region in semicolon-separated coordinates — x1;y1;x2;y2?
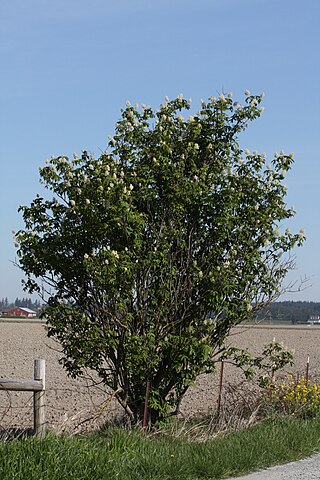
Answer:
16;92;304;424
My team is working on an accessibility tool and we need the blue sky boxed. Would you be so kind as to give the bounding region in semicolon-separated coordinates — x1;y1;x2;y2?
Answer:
1;0;319;301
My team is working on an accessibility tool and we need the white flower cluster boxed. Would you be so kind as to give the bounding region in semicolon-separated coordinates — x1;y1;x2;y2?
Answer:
12;230;20;247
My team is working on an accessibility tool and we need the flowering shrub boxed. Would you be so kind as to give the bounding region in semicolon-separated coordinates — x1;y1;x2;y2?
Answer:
16;92;304;425
265;375;320;418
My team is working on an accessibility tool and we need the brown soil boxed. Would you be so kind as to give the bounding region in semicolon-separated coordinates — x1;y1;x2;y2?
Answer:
1;320;319;432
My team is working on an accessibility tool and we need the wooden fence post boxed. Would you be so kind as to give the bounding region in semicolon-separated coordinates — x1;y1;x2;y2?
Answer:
33;359;46;438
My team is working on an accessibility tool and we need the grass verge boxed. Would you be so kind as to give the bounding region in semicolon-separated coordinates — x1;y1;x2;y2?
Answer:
1;416;320;479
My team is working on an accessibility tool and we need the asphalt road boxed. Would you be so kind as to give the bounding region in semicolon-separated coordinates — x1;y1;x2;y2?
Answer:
228;453;320;479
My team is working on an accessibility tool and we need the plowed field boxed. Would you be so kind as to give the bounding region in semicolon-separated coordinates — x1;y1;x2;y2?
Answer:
1;320;319;432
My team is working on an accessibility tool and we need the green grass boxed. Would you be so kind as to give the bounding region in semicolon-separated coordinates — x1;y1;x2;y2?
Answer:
1;416;320;479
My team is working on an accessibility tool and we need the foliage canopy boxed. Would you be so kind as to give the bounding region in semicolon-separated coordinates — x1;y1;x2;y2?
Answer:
16;92;304;423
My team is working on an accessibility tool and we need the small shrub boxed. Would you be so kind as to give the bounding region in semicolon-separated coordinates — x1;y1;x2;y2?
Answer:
264;375;320;418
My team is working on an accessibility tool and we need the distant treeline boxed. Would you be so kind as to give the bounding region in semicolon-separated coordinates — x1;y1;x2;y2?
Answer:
0;297;42;311
255;301;320;324
0;298;319;322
